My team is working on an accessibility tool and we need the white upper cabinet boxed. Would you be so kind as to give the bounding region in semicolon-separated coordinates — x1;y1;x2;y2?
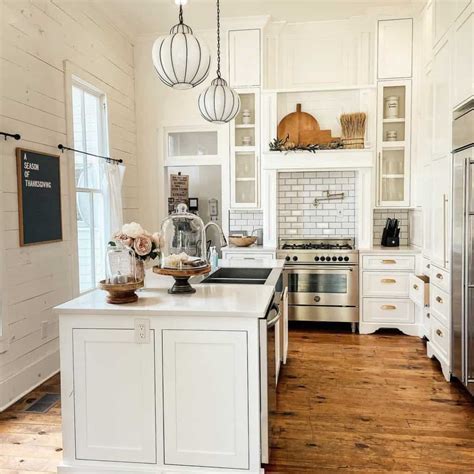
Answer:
72;329;156;464
430;156;451;270
377;19;413;79
162;329;249;470
228;29;261;87
453;4;473;108
434;0;460;45
432;37;452;160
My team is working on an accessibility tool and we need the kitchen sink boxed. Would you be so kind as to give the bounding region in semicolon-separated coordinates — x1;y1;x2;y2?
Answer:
200;267;272;285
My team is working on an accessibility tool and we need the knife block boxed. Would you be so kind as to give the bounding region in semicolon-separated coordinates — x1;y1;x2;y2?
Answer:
381;229;400;247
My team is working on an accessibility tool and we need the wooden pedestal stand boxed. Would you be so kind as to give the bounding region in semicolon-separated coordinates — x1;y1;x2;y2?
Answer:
99;279;144;304
153;265;211;294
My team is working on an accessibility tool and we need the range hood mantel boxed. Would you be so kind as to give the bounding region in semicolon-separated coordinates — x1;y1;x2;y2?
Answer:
262;149;374;171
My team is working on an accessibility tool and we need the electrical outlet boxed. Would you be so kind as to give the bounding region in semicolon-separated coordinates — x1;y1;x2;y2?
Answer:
134;319;150;344
41;321;48;340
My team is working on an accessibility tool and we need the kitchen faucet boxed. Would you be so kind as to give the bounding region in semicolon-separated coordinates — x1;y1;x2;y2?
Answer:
204;221;228;255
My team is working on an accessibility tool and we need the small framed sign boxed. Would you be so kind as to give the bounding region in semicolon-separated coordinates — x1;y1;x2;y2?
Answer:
16;148;63;246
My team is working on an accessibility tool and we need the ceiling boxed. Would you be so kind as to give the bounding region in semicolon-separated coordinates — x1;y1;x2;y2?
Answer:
88;0;421;40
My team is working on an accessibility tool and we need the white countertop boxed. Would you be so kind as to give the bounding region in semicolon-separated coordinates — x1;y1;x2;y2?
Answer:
222;245;277;253
218;258;284;268
55;259;284;319
358;245;421;254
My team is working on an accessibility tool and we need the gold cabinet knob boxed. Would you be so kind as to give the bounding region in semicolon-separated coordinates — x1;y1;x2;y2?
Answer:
436;296;443;304
436;273;443;280
436;329;443;337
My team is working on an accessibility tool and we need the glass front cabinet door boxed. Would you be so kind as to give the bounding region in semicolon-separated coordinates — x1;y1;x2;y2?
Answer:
230;89;260;208
376;80;412;207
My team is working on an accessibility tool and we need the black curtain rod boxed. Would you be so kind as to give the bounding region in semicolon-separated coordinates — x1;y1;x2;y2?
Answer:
1;131;21;141
58;144;123;164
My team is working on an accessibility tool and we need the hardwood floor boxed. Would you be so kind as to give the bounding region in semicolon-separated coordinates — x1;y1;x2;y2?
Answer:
1;325;473;473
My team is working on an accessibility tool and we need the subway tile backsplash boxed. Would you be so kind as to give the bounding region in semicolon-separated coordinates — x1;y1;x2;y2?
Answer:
229;210;263;235
373;209;409;246
278;171;357;240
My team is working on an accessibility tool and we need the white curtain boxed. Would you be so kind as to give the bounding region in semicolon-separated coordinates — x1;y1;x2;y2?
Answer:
103;163;126;238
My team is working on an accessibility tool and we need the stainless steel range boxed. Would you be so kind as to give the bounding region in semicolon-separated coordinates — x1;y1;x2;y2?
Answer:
277;238;359;329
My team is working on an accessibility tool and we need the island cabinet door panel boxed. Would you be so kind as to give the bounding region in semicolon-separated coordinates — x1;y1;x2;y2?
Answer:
72;329;156;464
162;330;249;470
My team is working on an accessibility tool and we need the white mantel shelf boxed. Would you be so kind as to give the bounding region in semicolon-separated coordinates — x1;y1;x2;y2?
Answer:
262;149;374;171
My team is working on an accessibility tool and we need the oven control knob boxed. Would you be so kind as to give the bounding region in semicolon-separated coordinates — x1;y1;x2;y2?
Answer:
332;256;337;261
314;296;321;302
338;256;343;261
319;256;325;261
314;256;320;262
292;256;298;262
326;256;331;261
344;256;350;262
285;256;291;261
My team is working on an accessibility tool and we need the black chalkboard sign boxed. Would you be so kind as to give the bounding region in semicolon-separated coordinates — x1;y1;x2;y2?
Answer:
16;148;62;246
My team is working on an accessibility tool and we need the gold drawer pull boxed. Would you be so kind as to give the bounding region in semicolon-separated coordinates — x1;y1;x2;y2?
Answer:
436;273;443;280
382;259;396;264
381;304;396;311
436;329;443;337
413;284;419;290
436;296;443;304
381;278;396;284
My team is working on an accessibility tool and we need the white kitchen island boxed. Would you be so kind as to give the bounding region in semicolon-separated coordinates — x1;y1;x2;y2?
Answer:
55;262;284;474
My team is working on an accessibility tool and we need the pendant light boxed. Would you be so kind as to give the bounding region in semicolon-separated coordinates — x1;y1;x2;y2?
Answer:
198;0;240;123
152;1;210;90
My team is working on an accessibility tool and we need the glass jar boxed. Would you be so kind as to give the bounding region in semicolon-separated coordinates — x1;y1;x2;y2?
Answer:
105;241;139;284
160;203;208;270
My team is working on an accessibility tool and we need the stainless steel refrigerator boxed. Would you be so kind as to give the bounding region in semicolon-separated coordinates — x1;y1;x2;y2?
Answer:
452;100;474;396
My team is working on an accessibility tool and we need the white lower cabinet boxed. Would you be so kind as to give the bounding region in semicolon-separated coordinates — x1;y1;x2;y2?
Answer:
362;298;415;324
72;329;157;464
359;251;420;336
59;315;263;474
427;263;452;381
162;330;249;470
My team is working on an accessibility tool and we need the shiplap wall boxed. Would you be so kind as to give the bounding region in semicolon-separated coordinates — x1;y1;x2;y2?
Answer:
0;0;138;410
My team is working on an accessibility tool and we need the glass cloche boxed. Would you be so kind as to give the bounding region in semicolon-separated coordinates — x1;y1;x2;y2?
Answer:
105;241;139;284
160;203;208;270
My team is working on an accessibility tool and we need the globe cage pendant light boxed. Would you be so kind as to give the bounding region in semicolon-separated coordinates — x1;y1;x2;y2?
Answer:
151;1;211;90
198;0;240;123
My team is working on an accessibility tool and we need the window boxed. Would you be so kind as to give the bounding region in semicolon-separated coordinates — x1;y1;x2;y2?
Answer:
72;81;109;293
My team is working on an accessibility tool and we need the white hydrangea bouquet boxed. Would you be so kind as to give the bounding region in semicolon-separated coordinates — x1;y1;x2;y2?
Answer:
112;222;160;262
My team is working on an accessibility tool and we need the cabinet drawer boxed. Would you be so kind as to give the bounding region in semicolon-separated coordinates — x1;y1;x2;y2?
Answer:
362;298;415;323
363;272;410;297
422;257;431;276
409;274;430;307
362;255;416;271
430;264;450;292
224;252;275;261
430;286;450;326
430;314;450;362
423;308;432;340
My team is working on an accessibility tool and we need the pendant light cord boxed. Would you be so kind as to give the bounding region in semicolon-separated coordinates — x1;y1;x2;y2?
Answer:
216;0;221;78
179;4;183;24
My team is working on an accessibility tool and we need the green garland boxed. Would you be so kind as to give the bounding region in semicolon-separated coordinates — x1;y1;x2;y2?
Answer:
269;135;343;153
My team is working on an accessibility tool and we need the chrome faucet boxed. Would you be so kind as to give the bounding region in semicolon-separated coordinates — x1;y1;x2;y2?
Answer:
204;221;228;249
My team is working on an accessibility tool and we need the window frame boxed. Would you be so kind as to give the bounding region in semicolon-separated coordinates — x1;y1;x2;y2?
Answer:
65;62;111;296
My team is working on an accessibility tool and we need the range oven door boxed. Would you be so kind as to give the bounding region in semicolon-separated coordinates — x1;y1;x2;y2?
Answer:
284;265;358;307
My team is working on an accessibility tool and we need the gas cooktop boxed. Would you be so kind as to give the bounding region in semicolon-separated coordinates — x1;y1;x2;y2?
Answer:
277;238;359;265
281;242;353;250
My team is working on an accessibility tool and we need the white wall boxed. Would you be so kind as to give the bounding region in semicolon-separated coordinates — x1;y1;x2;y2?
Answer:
0;0;139;410
134;29;229;233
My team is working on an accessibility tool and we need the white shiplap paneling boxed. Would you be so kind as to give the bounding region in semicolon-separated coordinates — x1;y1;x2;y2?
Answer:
0;0;138;410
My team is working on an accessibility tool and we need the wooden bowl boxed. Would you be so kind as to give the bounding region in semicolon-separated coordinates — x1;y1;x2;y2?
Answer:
229;236;258;247
99;279;144;304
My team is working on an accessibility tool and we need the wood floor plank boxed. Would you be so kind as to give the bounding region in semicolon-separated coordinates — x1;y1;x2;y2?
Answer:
0;326;473;473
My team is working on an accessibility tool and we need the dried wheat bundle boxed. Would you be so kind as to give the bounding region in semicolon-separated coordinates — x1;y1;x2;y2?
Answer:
339;112;367;149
